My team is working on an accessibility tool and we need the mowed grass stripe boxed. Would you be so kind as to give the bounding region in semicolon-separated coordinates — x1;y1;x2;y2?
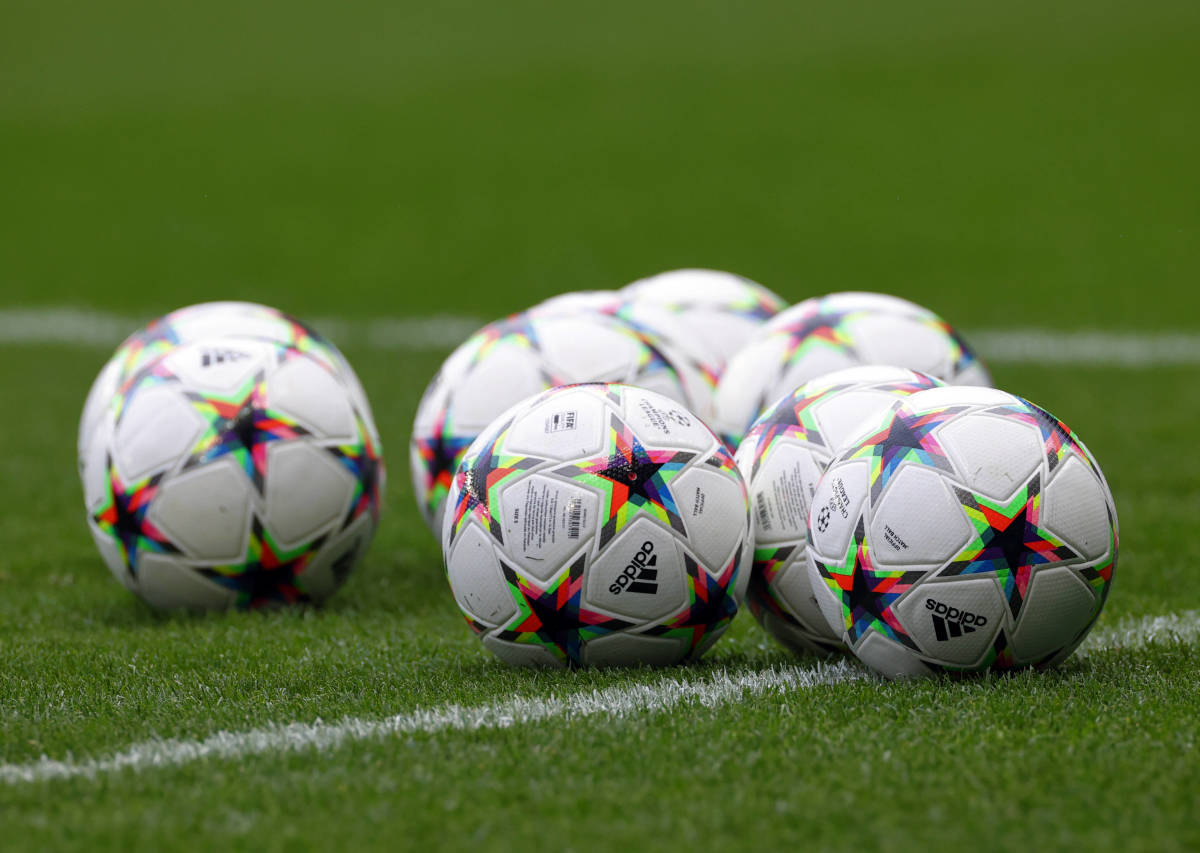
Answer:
2;307;1200;366
3;609;1196;787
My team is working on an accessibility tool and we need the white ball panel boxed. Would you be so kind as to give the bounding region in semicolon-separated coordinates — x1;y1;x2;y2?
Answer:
82;417;114;512
297;512;374;603
268;357;356;441
771;554;840;644
482;635;566;668
584;520;688;622
162;339;273;392
1010;566;1098;663
852;629;934;679
807;460;870;563
265;441;356;549
895;578;1006;666
79;354;123;459
902;385;1018;414
452;345;546;432
670;466;747;573
1042;454;1114;562
814;389;905;455
869;466;972;567
446;523;518;628
620;387;715;453
135;553;237;610
503;387;608;462
938;414;1043;503
497;474;597;583
712;334;792;440
581;632;689;667
808;550;847;639
536;316;644;383
113;386;205;482
148;460;253;562
846;314;954;378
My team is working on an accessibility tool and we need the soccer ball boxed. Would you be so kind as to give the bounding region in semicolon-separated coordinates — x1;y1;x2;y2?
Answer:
735;365;944;656
617;269;787;419
82;337;384;610
806;385;1117;678
441;383;751;667
79;301;376;476
712;292;991;447
410;310;701;534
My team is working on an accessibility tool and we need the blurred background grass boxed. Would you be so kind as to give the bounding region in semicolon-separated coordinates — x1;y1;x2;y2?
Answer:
2;0;1197;325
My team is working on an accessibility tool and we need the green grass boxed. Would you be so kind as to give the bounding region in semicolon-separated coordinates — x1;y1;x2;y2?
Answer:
2;1;1200;850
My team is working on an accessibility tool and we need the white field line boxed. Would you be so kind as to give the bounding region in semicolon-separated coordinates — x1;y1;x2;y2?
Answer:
0;659;865;786
0;306;1196;366
2;609;1198;786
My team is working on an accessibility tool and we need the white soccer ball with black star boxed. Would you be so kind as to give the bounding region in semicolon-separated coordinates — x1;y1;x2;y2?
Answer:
734;365;944;656
82;336;383;610
712;291;991;448
440;383;751;668
805;385;1117;678
410;310;705;535
617;269;787;420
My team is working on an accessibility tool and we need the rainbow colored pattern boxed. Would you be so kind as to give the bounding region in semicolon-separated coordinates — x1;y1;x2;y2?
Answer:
552;413;695;550
493;555;634;664
813;516;924;650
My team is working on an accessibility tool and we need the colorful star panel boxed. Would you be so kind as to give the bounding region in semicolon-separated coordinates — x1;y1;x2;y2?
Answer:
813;516;924;649
178;367;312;496
493;555;634;664
644;550;741;657
941;475;1079;620
745;544;796;626
198;516;323;608
848;405;964;504
91;457;179;577
328;412;385;527
552;413;695;550
447;419;543;546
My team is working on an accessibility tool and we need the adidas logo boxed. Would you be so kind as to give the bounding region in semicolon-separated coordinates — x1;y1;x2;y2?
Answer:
200;348;251;368
609;540;659;595
925;598;988;642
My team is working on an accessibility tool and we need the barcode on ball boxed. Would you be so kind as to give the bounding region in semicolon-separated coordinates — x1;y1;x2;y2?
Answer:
567;497;583;539
755;492;772;532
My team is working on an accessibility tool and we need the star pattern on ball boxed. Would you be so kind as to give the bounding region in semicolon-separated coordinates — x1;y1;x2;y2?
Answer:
447;419;544;546
180;369;311;496
745;384;838;479
91;457;179;577
850;405;964;503
414;402;475;520
941;475;1078;620
813;516;923;649
328;413;385;528
197;516;321;608
776;310;857;366
552;413;695;550
746;544;797;624
984;402;1087;475
645;551;740;657
494;555;633;664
